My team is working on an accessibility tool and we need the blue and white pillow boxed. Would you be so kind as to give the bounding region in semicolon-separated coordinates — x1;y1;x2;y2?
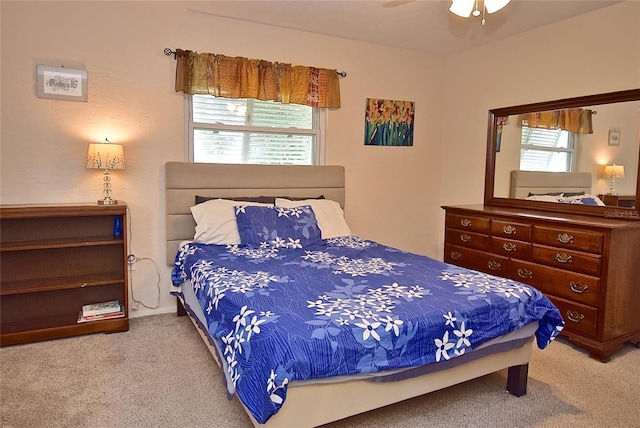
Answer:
235;205;321;248
558;194;605;206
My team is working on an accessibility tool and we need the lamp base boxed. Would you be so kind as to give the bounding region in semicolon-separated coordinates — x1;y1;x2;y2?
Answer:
98;199;119;205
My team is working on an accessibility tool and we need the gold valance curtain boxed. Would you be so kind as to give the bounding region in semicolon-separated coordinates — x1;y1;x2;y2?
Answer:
518;108;594;134
174;49;341;108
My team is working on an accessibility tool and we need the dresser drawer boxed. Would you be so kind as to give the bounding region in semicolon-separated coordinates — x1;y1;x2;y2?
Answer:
510;260;600;307
445;228;490;251
532;244;602;276
533;226;604;254
548;296;597;338
445;214;490;234
490;237;531;260
444;244;509;276
491;220;532;241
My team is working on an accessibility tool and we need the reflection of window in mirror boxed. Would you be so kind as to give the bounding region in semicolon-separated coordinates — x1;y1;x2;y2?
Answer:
520;127;576;172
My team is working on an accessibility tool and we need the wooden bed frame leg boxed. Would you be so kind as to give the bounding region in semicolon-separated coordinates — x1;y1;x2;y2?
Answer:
506;363;529;397
177;298;187;317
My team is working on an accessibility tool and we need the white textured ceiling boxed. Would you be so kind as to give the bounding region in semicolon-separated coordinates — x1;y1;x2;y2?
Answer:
188;0;622;55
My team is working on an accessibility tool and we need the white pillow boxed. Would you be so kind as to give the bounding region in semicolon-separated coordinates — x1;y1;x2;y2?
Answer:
525;194;561;203
190;199;273;245
275;198;352;239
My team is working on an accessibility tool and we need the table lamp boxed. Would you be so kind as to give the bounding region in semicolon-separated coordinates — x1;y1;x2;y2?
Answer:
86;139;125;205
603;164;624;195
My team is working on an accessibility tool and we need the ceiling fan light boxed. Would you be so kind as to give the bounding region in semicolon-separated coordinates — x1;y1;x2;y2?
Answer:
485;0;510;14
449;0;475;18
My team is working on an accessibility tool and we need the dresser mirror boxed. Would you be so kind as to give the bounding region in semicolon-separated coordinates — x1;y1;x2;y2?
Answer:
484;89;640;220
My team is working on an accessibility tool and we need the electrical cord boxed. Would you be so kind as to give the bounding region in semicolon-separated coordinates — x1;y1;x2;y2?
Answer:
126;205;161;310
128;257;161;310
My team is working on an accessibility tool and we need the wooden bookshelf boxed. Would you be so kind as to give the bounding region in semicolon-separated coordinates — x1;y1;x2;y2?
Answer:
598;194;636;208
0;203;129;345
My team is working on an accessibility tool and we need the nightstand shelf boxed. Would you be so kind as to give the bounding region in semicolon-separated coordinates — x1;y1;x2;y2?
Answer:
598;194;636;208
0;203;129;346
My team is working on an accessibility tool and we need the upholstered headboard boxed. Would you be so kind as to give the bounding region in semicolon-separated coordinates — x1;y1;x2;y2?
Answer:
509;170;592;199
165;162;346;265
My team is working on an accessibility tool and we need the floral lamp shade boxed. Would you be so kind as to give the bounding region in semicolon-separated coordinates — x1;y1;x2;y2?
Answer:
86;141;125;170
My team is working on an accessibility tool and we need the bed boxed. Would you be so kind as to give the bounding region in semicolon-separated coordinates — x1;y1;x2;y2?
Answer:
510;170;605;205
165;162;564;427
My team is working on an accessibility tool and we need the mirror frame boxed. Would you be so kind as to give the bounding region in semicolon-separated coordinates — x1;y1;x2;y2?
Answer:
484;88;640;220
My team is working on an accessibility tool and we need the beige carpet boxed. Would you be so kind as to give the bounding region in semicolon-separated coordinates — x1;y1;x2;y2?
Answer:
1;313;638;428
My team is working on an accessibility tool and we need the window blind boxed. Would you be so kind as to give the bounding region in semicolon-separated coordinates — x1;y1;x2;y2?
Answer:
191;95;318;165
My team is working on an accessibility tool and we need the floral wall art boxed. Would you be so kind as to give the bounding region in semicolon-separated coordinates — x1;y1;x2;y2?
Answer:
364;98;415;146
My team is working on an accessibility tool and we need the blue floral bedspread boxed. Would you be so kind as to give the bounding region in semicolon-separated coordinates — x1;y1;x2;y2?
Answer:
171;236;564;424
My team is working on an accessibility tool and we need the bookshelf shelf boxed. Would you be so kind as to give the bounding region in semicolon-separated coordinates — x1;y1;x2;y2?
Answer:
0;236;124;251
0;272;125;295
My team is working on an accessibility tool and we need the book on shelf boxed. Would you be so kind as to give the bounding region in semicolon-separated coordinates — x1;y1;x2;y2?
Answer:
81;300;122;317
77;309;125;323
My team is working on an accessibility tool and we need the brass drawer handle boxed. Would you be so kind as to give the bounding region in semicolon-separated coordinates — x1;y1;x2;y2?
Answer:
450;251;462;260
460;234;471;242
517;268;532;279
487;260;501;271
503;225;516;235
569;281;589;294
503;242;517;252
557;233;574;244
566;310;585;323
460;218;472;227
555;253;573;264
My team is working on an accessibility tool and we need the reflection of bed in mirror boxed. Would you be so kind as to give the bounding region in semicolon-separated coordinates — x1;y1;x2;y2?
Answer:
510;171;605;206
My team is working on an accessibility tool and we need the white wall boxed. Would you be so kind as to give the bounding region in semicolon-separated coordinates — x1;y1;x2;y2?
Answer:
0;1;443;317
441;1;639;215
579;102;640;196
1;1;639;318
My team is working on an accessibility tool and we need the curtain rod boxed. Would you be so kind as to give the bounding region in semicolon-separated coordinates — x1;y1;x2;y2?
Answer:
163;48;347;78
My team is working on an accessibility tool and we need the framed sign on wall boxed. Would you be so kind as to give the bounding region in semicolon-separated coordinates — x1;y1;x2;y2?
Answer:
36;65;87;102
608;128;621;146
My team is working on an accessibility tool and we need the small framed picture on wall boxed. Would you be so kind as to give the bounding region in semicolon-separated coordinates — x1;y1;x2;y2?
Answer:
36;65;88;102
608;129;621;146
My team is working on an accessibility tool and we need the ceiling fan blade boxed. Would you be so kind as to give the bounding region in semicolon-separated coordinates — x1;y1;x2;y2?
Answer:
449;0;475;18
382;0;415;8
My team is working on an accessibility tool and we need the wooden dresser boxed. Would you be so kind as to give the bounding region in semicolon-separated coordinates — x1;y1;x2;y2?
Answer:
442;204;640;362
0;203;129;345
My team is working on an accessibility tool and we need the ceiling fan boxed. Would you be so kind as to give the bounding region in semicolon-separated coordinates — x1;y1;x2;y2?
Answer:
449;0;511;25
383;0;510;26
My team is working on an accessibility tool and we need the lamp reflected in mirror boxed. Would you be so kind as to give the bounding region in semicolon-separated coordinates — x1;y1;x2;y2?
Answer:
603;164;625;195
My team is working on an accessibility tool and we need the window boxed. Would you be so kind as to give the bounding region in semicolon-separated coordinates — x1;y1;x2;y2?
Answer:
189;95;323;165
520;126;576;172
